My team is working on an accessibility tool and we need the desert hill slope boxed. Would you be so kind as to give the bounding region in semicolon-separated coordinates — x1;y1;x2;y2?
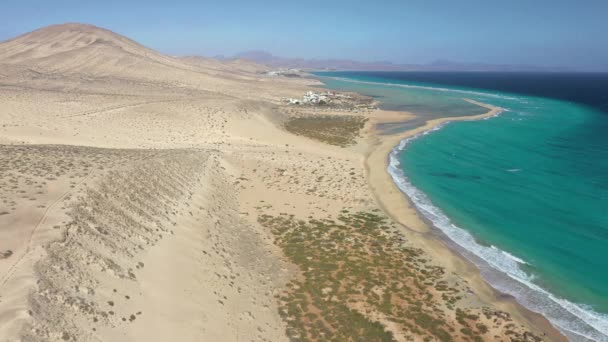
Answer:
0;23;282;95
0;23;195;73
0;23;313;147
179;55;270;75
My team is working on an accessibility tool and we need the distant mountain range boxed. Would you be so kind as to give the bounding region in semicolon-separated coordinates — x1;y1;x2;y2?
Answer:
232;50;569;72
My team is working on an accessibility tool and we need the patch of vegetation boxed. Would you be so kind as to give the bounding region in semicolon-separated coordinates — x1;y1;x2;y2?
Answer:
258;208;542;341
1;250;13;259
259;211;461;341
284;115;367;147
260;211;545;341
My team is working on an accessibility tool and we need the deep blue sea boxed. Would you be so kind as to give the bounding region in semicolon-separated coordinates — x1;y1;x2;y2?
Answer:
315;71;608;341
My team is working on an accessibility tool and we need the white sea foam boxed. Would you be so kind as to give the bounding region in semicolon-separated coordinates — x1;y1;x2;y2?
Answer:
495;246;529;265
387;119;608;341
328;76;523;101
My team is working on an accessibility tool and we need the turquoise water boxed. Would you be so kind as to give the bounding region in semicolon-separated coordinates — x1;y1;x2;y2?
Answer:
316;72;608;341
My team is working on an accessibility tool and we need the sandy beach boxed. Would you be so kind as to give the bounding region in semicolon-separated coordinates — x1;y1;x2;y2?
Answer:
365;101;568;341
0;23;565;341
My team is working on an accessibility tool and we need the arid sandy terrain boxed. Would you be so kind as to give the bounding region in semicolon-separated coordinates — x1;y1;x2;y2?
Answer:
0;23;565;341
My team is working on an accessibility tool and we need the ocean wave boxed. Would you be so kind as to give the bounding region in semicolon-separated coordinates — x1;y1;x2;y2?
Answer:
495;246;529;265
387;120;608;342
327;76;523;101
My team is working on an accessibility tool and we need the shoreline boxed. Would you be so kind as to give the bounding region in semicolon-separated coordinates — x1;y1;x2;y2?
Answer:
363;101;567;341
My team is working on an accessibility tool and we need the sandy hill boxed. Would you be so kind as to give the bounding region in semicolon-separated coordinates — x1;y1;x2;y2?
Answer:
0;23;277;96
0;23;193;74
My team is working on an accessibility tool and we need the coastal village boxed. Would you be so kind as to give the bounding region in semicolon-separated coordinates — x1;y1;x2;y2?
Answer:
264;68;304;77
282;90;377;111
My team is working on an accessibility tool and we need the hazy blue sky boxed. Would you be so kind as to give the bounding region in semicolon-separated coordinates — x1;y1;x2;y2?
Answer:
1;0;607;70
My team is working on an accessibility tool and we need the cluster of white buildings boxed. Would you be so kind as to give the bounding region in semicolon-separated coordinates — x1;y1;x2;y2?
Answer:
266;69;302;77
302;91;330;104
283;91;352;106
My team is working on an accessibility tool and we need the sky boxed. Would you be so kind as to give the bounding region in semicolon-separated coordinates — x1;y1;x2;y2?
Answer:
1;0;607;71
